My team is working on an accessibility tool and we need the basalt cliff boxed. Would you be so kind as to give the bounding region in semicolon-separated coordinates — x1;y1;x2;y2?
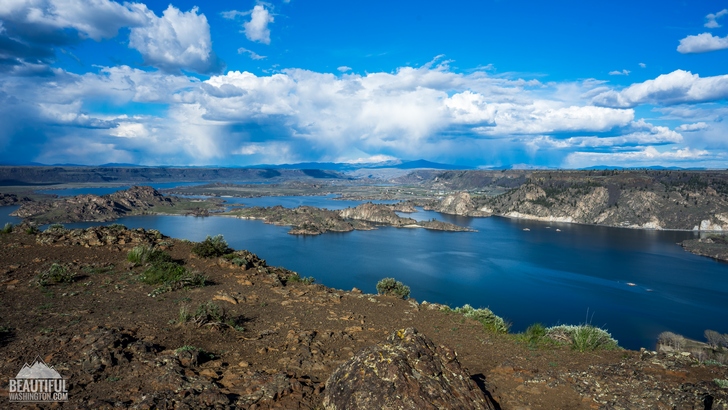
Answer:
423;170;728;231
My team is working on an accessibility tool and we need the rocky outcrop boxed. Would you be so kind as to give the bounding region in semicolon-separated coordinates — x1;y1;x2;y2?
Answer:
680;236;728;262
428;192;491;217
0;193;32;206
323;327;496;410
11;186;179;224
339;203;417;226
36;225;167;247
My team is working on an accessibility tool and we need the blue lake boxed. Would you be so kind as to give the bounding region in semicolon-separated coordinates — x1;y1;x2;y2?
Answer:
3;190;728;350
36;182;208;197
213;194;398;210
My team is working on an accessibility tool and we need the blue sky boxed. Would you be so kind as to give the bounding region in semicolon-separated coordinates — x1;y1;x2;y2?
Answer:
1;0;727;168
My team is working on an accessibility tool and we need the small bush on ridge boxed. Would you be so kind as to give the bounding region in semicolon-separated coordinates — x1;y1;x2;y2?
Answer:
1;223;13;234
127;245;153;265
546;324;620;352
192;235;232;258
376;277;410;299
46;224;65;233
127;245;173;266
452;304;510;334
288;273;315;285
36;263;76;286
179;301;244;331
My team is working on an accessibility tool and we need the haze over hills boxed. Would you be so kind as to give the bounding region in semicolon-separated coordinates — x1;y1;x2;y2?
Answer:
0;159;711;172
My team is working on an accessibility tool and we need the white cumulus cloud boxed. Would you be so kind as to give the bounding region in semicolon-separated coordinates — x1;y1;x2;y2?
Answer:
592;70;728;108
677;32;728;54
676;122;709;132
337;66;352;73
129;5;221;74
243;4;274;45
564;146;715;168
609;69;630;76
1;58;718;167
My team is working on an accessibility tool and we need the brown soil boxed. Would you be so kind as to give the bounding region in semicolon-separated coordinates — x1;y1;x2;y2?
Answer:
1;228;727;409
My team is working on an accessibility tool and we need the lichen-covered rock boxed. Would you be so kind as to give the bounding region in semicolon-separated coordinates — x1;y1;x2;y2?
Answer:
322;327;496;410
36;225;166;247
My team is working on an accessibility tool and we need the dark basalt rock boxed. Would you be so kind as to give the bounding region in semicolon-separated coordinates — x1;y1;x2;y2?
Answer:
323;327;496;410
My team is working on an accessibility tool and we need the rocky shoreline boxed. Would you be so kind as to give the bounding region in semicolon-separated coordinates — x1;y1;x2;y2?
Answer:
226;202;474;235
680;236;728;263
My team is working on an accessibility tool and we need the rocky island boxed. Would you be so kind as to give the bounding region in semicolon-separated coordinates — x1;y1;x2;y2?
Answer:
226;202;473;235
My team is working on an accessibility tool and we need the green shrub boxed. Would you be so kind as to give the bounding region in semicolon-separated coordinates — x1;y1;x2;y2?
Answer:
178;301;244;331
546;324;620;352
192;234;232;258
146;249;173;265
128;245;173;266
288;273;315;285
25;226;40;235
36;263;76;286
1;223;13;234
147;270;206;297
127;245;153;265
46;224;65;233
230;257;248;267
376;277;410;299
523;323;548;345
140;262;187;285
715;379;728;389
452;304;510;334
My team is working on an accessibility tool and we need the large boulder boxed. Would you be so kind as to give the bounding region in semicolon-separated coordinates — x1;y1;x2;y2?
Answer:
323;327;496;410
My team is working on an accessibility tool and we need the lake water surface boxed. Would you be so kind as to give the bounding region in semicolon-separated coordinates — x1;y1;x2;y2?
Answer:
4;189;728;350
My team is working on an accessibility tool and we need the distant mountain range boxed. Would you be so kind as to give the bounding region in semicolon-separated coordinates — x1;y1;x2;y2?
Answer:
0;159;709;171
0;159;472;171
247;159;473;171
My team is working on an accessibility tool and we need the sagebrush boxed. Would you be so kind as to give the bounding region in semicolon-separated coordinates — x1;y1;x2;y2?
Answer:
376;277;410;299
192;235;232;258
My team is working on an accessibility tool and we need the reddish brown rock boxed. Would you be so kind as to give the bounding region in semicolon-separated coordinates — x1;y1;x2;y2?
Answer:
322;327;496;410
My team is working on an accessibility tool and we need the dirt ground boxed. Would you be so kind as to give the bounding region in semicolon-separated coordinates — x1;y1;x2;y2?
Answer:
0;227;727;409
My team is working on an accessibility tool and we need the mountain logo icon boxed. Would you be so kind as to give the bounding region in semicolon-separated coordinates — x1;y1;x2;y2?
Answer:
14;356;63;379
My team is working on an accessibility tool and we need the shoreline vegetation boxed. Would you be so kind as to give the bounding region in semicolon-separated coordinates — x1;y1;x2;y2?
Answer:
0;225;726;407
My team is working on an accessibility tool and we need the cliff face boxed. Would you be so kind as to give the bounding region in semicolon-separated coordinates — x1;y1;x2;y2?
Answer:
480;172;728;231
427;192;492;217
11;186;178;223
